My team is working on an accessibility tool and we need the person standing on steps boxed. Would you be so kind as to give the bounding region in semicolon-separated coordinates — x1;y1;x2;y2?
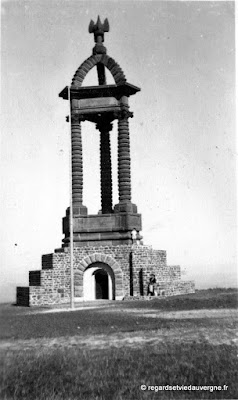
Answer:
131;228;137;244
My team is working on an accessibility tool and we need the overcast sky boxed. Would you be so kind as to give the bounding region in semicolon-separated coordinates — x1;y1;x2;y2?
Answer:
1;0;236;302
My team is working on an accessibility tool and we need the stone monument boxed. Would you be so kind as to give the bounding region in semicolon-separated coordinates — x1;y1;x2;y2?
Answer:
17;17;195;306
60;16;142;247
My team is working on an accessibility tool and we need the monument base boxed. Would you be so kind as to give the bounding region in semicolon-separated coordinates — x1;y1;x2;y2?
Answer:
16;244;195;307
62;206;143;247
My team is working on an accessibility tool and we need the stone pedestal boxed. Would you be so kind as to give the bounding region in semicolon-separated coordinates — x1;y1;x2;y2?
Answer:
62;211;142;247
17;244;195;306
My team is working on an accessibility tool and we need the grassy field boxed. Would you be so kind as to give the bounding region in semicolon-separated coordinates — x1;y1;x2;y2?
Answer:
0;289;237;399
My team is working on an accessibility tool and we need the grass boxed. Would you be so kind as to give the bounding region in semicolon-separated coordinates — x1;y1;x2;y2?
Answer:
120;288;238;311
0;288;237;341
0;289;237;399
1;344;237;399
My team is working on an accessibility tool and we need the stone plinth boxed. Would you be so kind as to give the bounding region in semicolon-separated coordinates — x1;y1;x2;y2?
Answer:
16;244;195;307
62;210;142;246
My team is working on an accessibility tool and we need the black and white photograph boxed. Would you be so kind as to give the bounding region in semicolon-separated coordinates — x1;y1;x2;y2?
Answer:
1;1;237;399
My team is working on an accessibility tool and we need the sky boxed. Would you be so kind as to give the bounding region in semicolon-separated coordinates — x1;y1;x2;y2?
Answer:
1;0;237;302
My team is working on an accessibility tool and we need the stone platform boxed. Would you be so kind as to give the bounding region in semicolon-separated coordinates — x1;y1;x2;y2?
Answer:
17;244;195;307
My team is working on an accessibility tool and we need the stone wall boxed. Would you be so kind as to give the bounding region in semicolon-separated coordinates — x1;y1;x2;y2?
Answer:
16;244;195;306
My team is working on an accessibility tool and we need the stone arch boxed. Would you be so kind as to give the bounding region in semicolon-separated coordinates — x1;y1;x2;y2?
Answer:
71;54;127;87
74;253;124;300
84;263;115;300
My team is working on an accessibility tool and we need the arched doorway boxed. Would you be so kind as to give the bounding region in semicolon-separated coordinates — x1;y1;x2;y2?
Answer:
83;262;115;300
94;269;108;299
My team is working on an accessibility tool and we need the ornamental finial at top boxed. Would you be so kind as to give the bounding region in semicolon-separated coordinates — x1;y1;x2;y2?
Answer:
89;16;109;54
89;16;109;42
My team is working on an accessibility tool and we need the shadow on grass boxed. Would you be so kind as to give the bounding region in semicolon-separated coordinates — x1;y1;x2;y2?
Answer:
1;288;237;341
1;306;234;341
1;343;237;400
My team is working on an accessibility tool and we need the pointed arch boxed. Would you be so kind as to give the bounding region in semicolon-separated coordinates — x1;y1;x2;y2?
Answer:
71;54;127;87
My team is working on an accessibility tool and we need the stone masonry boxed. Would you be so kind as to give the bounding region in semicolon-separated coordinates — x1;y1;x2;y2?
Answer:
16;17;195;306
17;245;195;306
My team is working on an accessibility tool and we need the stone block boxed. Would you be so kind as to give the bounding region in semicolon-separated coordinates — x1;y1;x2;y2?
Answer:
42;254;53;269
73;205;88;216
29;271;41;286
76;264;84;272
114;202;138;214
93;253;99;262
81;259;88;268
89;254;96;263
16;287;30;306
84;256;91;265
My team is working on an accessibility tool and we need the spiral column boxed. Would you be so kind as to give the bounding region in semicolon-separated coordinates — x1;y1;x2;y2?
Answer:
97;121;113;214
71;114;84;211
118;112;132;203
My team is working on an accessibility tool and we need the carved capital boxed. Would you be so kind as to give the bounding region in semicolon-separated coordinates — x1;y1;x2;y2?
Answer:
71;114;79;124
96;120;113;133
78;115;86;122
112;109;134;121
71;114;85;124
119;110;134;120
113;111;120;120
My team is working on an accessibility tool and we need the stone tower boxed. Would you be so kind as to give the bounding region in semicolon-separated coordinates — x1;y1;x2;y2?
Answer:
16;18;195;306
59;16;142;247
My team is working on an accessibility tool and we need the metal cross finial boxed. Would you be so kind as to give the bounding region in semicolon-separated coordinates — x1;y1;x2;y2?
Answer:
89;16;109;43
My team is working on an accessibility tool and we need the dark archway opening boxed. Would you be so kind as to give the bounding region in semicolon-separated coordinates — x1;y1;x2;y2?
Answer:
95;269;109;299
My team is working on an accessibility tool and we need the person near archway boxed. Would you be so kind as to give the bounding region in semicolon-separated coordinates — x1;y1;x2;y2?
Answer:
147;273;157;297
